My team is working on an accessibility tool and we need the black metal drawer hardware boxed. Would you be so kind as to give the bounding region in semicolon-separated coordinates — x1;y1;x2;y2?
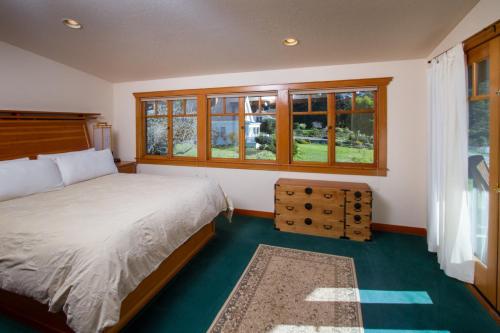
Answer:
354;215;362;223
304;218;312;225
354;203;362;211
286;191;295;196
305;187;313;195
286;206;294;211
323;209;332;215
324;193;333;199
286;220;294;225
354;191;362;200
323;224;332;230
304;203;313;210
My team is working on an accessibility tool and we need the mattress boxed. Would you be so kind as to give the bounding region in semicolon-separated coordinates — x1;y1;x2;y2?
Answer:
0;173;230;332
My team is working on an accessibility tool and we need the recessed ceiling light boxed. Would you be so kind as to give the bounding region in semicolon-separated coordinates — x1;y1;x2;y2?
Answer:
62;18;82;29
283;38;299;46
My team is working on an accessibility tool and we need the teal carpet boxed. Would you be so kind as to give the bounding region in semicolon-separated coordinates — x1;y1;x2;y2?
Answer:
1;215;498;333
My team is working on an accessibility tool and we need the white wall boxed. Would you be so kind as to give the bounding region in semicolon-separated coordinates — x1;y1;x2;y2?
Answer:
429;0;500;58
0;41;112;123
113;59;428;228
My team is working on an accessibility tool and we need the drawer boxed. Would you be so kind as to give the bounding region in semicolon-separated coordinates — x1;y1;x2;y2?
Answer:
345;201;371;215
275;216;344;238
345;212;371;227
345;190;372;203
275;185;344;204
345;224;371;241
276;202;344;220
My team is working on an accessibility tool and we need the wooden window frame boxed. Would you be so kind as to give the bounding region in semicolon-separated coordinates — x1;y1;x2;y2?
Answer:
134;77;392;176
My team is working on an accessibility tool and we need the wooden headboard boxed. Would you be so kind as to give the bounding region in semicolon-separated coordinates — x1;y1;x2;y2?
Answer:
0;110;100;161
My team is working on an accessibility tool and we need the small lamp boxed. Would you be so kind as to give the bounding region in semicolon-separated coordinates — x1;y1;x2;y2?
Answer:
93;122;112;151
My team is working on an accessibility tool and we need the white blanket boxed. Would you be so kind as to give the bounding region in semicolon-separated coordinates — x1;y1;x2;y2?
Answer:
0;173;230;332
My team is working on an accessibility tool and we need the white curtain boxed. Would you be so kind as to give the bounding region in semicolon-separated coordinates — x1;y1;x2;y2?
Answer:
427;44;475;283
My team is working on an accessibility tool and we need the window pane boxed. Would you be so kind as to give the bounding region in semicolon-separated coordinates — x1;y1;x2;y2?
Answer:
292;94;308;112
186;99;197;115
335;93;352;111
245;115;276;160
173;117;197;157
355;91;375;110
145;101;155;116
311;93;327;112
477;59;489;95
245;96;259;113
173;100;183;115
210;98;223;114
146;117;167;155
292;115;328;163
145;101;167;116
468;99;490;264
261;96;276;113
211;116;239;158
335;113;374;163
226;97;239;114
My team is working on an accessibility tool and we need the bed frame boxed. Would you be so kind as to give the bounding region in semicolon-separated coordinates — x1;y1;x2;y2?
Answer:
0;110;216;332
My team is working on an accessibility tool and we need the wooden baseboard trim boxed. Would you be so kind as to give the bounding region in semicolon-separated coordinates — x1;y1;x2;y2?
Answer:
371;223;427;236
233;208;274;219
465;284;500;324
233;208;427;236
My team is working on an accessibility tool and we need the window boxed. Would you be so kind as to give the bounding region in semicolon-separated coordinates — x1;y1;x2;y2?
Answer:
143;97;197;158
291;89;376;166
335;90;375;164
208;94;277;161
135;77;391;176
209;97;240;159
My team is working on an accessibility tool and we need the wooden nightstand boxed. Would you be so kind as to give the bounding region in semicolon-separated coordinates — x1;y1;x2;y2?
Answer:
115;161;137;174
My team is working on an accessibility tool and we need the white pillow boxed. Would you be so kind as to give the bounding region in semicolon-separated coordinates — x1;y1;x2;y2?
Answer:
55;149;117;186
0;157;29;165
37;148;95;160
0;159;64;202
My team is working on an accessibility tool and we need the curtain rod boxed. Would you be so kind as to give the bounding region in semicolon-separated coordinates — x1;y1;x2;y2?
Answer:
427;47;452;64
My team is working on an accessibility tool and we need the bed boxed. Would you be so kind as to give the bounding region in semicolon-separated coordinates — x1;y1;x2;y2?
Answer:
0;110;231;332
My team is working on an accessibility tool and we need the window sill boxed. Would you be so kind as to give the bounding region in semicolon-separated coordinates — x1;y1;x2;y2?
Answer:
136;157;387;176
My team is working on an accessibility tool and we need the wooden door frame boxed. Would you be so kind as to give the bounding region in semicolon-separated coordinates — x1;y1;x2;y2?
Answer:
466;35;500;308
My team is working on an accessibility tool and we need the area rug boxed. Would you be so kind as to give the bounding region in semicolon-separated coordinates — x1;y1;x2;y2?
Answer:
208;244;363;333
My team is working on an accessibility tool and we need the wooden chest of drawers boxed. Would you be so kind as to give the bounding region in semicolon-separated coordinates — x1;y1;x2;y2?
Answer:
274;178;372;241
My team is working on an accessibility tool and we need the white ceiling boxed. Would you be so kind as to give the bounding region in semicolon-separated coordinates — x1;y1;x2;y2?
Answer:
0;0;478;82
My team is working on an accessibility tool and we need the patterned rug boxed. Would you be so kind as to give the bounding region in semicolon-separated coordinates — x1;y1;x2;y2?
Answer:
208;244;363;333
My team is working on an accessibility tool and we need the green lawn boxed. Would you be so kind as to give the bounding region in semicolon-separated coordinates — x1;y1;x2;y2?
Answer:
211;147;239;158
173;143;197;157
245;148;276;160
211;146;277;160
336;145;373;163
293;143;328;162
211;143;373;163
293;143;373;163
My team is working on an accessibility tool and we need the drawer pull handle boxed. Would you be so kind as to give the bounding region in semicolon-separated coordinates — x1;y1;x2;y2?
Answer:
353;230;362;235
324;193;333;199
286;206;294;211
354;191;362;200
286;220;294;226
286;191;295;196
323;209;333;215
354;215;362;223
304;218;312;225
305;187;313;195
323;224;332;230
354;203;362;211
305;203;313;210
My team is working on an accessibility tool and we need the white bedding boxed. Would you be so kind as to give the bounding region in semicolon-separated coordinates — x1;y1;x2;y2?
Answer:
0;173;231;333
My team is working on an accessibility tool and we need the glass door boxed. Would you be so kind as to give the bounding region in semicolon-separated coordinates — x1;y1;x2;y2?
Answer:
467;36;500;307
